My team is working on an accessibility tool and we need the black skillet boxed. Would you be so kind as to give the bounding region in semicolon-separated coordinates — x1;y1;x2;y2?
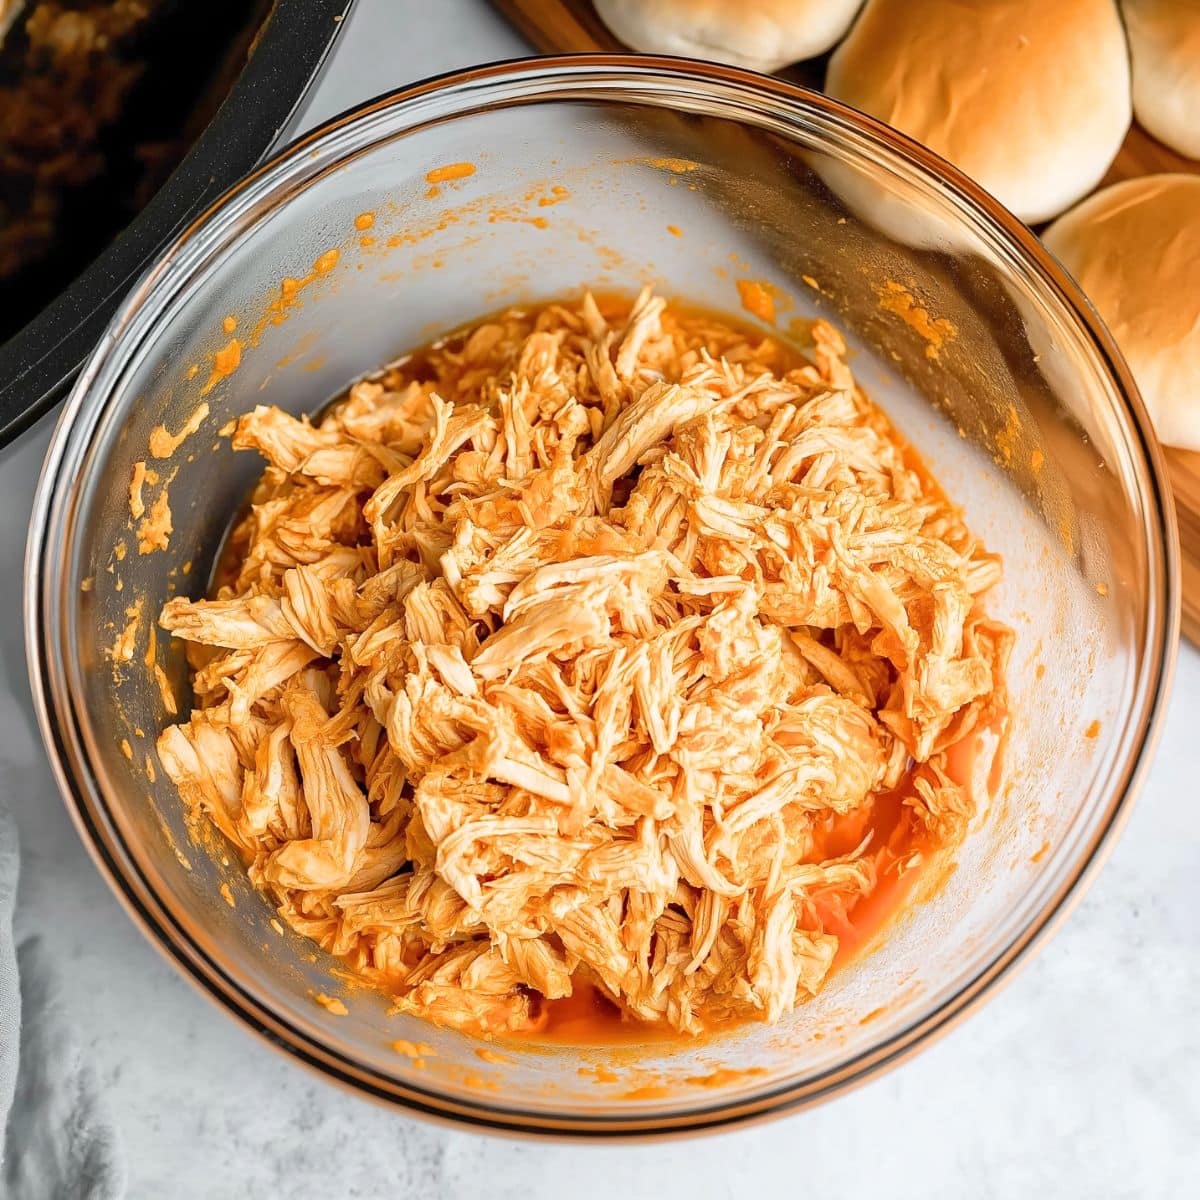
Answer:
0;0;354;448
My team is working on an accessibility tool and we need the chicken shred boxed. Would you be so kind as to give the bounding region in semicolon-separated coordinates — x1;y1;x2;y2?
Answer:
157;291;1011;1037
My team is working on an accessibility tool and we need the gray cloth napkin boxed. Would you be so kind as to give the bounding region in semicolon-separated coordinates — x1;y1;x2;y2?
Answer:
1;792;125;1199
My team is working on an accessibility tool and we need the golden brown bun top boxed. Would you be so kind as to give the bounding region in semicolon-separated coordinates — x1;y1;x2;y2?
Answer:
826;0;1131;223
594;0;863;72
1123;0;1200;160
1043;175;1200;450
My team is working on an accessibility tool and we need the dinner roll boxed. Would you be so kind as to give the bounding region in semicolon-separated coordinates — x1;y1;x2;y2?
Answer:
1123;0;1200;160
1043;175;1200;450
825;0;1132;224
593;0;863;73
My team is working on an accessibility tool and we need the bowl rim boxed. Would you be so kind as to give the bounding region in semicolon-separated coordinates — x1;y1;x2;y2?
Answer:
24;53;1180;1139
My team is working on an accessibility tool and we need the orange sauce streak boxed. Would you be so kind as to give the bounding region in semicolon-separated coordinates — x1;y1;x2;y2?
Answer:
391;1039;434;1059
736;279;776;324
200;338;243;396
876;280;957;361
577;1063;620;1084
149;403;209;458
666;224;683;237
620;1085;673;1100
487;205;548;230
475;1047;515;1065
314;993;348;1016
534;185;570;207
354;211;375;230
685;1067;767;1088
461;1074;500;1091
425;162;476;184
246;250;342;348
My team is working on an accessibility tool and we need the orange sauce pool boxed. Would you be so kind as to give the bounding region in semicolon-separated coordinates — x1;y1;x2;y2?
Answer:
533;979;673;1046
522;805;922;1047
804;782;928;972
520;729;996;1048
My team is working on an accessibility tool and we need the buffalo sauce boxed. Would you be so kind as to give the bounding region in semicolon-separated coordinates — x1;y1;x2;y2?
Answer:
531;978;677;1047
391;300;999;1048
518;726;999;1047
197;293;1004;1050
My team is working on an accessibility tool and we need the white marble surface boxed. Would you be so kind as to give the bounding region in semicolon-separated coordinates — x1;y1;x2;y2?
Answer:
4;2;1199;1195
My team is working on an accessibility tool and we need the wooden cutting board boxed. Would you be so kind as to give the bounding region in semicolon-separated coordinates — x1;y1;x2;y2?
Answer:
490;0;1200;643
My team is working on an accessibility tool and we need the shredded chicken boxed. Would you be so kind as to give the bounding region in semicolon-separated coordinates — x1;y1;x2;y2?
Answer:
157;291;1011;1037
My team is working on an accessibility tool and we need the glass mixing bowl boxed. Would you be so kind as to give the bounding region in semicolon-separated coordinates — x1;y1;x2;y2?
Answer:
25;57;1179;1137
